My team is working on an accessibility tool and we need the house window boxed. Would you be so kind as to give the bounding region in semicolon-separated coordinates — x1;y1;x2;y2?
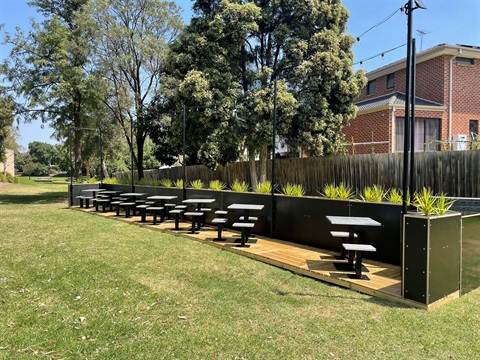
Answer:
396;117;441;152
456;57;474;65
367;80;376;95
386;73;395;89
470;120;478;140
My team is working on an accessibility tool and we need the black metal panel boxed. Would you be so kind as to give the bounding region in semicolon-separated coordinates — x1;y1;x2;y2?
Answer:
350;201;403;265
404;216;428;303
429;215;462;303
71;184;102;206
276;196;350;250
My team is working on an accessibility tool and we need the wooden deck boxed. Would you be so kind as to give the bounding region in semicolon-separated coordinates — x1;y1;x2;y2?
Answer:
75;206;450;309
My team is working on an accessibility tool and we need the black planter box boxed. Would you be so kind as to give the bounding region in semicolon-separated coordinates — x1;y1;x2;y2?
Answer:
402;212;462;305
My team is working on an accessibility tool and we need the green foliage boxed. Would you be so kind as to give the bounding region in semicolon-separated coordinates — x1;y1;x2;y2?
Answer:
412;187;437;216
360;185;386;203
281;183;306;197
22;162;49;176
0;173;6;182
209;180;226;191
160;178;173;188
231;179;249;192
190;179;203;189
175;179;183;188
87;177;97;184
387;188;403;204
28;141;58;167
75;177;84;184
148;179;160;187
256;181;272;194
336;183;355;199
103;177;117;184
5;173;18;183
322;184;338;199
121;177;131;185
138;178;148;186
435;192;456;215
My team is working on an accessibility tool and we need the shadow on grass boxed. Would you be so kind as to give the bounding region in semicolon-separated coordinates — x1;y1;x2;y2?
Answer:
0;192;68;205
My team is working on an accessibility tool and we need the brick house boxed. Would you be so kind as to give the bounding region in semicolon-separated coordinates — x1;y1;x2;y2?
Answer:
343;44;480;154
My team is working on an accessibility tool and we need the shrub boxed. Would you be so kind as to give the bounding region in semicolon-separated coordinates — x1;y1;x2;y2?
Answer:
434;192;456;215
149;179;160;186
87;177;97;184
281;183;306;197
121;177;131;185
175;179;183;188
160;178;173;187
0;173;7;182
209;180;226;191
103;177;117;184
256;181;272;194
360;185;386;203
412;187;437;216
190;179;203;189
337;183;355;199
231;179;248;192
387;188;403;204
322;184;338;199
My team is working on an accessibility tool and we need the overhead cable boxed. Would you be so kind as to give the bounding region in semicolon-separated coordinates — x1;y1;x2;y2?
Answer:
355;7;404;42
354;43;407;66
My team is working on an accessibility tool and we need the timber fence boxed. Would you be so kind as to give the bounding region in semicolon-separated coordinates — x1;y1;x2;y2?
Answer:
115;150;480;198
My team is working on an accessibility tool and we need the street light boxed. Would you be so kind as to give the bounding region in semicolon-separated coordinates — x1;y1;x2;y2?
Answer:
402;0;427;215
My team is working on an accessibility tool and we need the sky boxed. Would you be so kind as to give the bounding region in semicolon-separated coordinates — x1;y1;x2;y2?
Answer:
1;0;480;150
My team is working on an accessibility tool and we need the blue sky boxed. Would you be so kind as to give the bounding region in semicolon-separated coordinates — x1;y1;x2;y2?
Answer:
1;0;480;149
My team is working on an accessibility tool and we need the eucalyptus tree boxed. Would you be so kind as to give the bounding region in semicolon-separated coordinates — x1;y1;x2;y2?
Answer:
0;91;15;162
81;0;183;180
0;0;102;179
161;0;365;189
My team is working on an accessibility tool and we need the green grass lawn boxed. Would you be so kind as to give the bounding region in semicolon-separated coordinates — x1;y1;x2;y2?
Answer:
0;182;479;359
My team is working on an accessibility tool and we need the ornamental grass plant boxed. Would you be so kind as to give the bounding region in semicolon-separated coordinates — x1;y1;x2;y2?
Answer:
230;179;249;192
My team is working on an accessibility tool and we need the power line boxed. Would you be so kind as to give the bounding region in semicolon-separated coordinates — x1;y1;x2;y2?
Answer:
354;43;407;66
355;7;404;42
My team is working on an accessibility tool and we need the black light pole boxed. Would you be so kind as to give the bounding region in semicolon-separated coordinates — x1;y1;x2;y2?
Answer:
182;104;187;200
271;78;278;238
402;0;427;214
69;126;73;207
409;38;417;200
130;118;135;192
99;128;104;185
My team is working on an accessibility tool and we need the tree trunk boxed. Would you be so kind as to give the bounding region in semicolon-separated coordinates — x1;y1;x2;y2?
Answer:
101;158;109;179
85;158;91;179
259;144;268;184
248;144;258;190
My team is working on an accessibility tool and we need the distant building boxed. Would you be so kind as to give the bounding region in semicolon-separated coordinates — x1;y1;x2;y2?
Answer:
1;149;15;175
343;44;480;154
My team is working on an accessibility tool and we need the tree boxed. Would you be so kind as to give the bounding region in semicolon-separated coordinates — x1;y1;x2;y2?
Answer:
1;0;101;180
80;0;184;180
160;0;366;189
0;90;15;163
28;141;58;166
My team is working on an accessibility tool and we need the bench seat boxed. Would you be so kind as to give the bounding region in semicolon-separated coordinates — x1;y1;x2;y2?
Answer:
212;218;228;241
342;243;376;279
184;212;204;234
232;222;255;247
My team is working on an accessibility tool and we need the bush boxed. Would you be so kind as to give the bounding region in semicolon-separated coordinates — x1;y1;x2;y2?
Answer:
336;183;355;199
121;177;131;185
209;180;226;191
231;179;249;192
360;185;386;203
175;179;183;188
281;183;306;197
387;188;403;204
189;179;203;189
87;177;97;184
160;178;173;187
149;179;160;186
256;181;272;194
322;184;338;199
103;177;118;184
0;173;7;182
138;178;148;186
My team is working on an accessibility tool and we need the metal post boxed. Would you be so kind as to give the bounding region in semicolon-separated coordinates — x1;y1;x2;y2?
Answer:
182;104;186;200
99;128;104;184
402;0;414;215
69;126;73;207
271;78;278;238
409;38;417;201
130;118;135;192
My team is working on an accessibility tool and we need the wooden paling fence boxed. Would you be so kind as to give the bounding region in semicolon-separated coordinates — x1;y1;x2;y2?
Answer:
116;150;480;197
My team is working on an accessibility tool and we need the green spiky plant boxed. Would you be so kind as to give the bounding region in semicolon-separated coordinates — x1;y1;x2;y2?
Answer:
149;179;160;186
435;192;456;215
387;188;403;204
138;178;148;185
160;178;173;187
322;183;338;199
120;177;131;185
336;183;355;199
190;179;203;189
412;187;437;216
209;180;226;191
231;179;249;192
281;183;306;197
103;177;117;184
360;184;386;203
175;179;183;188
87;177;97;184
256;181;272;194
